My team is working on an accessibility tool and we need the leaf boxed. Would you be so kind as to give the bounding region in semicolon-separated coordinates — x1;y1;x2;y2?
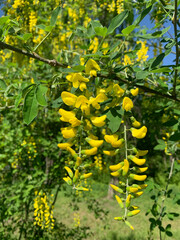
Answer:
133;5;152;25
50;6;61;26
150;67;171;73
106;108;122;133
0;79;7;90
122;25;136;36
150;53;165;69
0;16;10;25
23;87;38;125
136;71;149;79
106;10;129;35
36;84;48;106
169;133;180;141
95;27;107;37
17;33;32;41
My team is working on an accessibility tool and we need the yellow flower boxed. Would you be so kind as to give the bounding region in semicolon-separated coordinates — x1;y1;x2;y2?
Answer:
103;150;117;156
64;166;73;178
91;115;106;127
132;120;141;128
104;134;124;148
86;137;104;147
136;149;148;157
115;195;124;208
66;73;89;91
66;147;78;159
109;162;124;171
110;184;123;193
61;91;77;106
80;173;92;179
129;156;146;166
113;84;125;97
129;174;147;181
82;147;97;156
61;127;77;138
57;142;72;150
59;109;75;122
131;126;147;139
69;117;81;127
122;97;133;111
130;88;139;96
126;194;131;208
85;59;100;77
122;159;129;176
127;210;140;217
63;176;72;185
89;93;107;109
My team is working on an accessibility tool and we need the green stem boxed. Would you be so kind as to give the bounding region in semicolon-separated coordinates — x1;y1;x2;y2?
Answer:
124;121;128;219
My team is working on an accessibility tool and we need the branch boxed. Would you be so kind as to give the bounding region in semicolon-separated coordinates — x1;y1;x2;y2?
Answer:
0;41;68;68
98;73;180;103
1;41;180;103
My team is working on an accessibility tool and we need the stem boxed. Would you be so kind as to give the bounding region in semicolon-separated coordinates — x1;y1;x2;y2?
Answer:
173;0;179;97
158;156;175;240
124;122;128;219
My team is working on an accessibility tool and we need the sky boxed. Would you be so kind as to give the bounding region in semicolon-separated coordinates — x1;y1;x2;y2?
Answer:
0;3;176;66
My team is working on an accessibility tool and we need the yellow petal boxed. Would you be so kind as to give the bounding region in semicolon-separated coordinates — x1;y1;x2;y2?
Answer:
91;115;106;127
131;126;147;139
122;97;133;111
57;142;72;150
61;91;77;106
82;147;97;156
85;59;100;74
59;109;76;122
130;88;139;96
61;127;77;139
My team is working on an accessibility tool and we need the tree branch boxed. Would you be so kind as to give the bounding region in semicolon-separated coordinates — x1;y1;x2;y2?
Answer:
1;41;180;103
0;41;68;68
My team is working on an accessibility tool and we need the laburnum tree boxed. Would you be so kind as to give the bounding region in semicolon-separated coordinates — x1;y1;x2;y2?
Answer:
0;0;180;239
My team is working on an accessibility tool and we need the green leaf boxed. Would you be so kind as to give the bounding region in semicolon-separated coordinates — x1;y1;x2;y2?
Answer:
136;71;149;79
106;10;129;35
122;25;136;36
150;67;171;73
36;84;48;106
150;53;165;69
106;108;122;133
50;6;61;26
17;33;32;41
95;27;107;37
0;79;7;90
133;5;152;25
169;133;180;141
0;16;10;25
23;87;38;125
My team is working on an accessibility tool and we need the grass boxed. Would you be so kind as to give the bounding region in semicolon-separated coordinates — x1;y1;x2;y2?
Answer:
54;180;180;240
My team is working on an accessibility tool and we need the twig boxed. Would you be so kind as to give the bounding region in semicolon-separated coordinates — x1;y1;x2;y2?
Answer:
0;41;68;68
1;41;180;103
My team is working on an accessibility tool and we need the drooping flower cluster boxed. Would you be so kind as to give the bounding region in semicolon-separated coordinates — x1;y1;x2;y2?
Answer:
34;191;55;230
58;59;107;191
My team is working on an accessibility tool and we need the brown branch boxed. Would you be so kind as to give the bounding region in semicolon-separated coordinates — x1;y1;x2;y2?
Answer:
1;41;180;103
0;41;68;68
98;72;180;103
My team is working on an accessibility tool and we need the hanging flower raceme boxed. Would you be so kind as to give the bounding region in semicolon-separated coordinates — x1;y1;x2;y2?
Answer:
58;59;106;192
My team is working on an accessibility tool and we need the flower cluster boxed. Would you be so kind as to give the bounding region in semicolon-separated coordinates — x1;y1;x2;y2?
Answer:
34;191;55;230
58;59;106;191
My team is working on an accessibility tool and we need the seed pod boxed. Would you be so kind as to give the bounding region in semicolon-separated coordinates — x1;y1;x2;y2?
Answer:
126;194;131;208
129;174;147;181
122;159;129;176
110;184;124;193
80;173;92;180
109;162;124;171
127;210;140;217
115;195;124;209
64;166;73;178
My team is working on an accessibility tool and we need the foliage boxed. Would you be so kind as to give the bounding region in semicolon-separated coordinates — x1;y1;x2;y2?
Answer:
0;0;180;239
